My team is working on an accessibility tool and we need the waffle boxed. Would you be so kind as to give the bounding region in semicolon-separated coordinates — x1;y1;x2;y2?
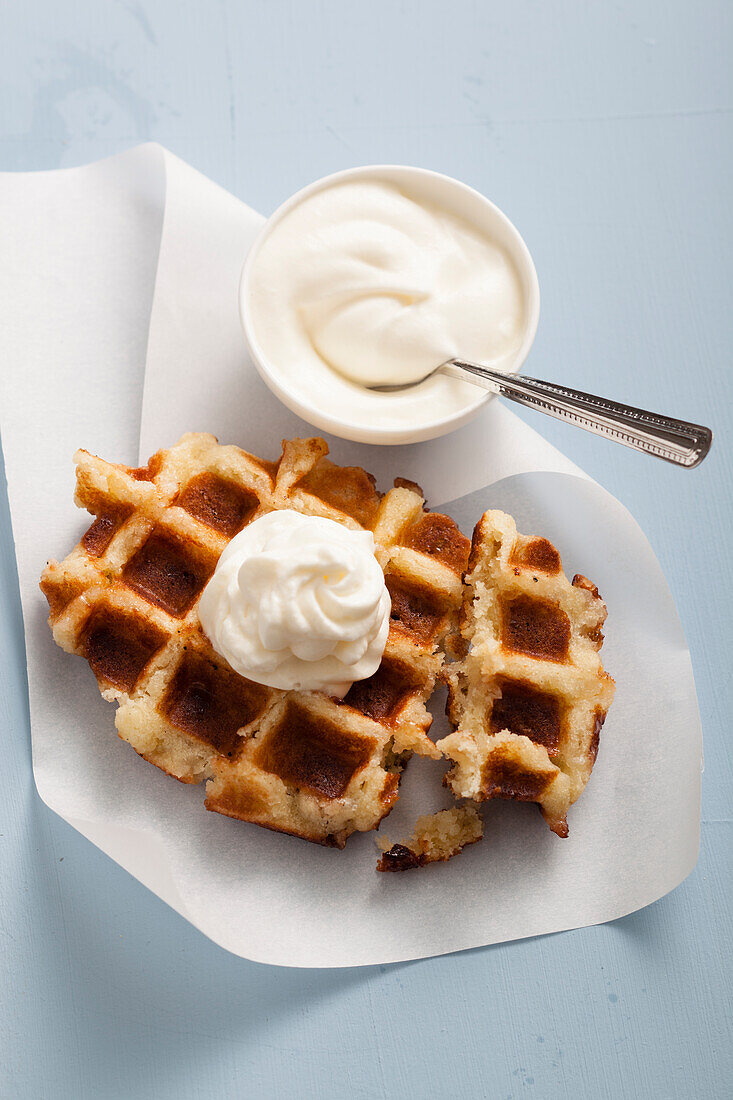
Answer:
376;805;483;872
437;510;615;837
40;433;470;848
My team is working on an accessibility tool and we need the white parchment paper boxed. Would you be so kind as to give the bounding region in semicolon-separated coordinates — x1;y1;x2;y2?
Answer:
0;145;701;967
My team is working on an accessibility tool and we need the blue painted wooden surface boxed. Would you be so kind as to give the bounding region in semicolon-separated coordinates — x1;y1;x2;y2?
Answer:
1;3;731;1097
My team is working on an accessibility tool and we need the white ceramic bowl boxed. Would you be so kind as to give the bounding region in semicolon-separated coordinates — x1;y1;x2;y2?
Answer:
239;165;539;444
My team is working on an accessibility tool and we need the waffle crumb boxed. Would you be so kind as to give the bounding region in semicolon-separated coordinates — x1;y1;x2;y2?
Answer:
376;805;483;871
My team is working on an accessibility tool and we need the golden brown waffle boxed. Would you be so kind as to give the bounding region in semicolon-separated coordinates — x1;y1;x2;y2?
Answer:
437;510;615;837
40;433;470;848
376;806;483;872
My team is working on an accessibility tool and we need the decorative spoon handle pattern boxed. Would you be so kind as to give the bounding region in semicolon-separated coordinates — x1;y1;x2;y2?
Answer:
442;359;713;468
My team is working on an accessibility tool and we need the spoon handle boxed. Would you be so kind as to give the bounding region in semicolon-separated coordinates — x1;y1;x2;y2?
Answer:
442;359;713;469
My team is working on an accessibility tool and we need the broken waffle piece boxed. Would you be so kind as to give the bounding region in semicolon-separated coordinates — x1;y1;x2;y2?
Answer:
376;805;483;871
40;433;469;848
437;510;615;837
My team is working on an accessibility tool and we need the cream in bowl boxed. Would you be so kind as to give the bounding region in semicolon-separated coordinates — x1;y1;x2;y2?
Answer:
240;166;539;444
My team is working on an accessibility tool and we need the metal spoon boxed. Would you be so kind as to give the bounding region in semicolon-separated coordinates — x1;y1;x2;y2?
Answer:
372;358;712;468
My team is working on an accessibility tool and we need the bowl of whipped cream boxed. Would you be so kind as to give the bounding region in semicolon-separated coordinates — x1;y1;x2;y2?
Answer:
240;165;539;444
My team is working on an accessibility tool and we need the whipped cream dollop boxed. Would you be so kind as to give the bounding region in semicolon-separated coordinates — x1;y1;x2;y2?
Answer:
248;179;525;391
198;510;391;696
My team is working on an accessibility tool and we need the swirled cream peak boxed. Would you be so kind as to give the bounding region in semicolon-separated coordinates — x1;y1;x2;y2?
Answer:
198;510;390;696
248;179;524;390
